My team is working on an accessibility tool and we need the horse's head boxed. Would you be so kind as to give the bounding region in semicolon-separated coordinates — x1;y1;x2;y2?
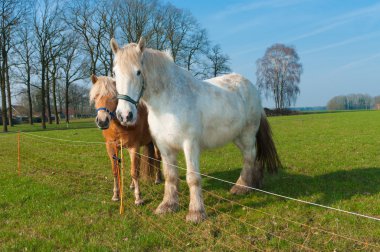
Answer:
89;74;117;130
111;37;145;126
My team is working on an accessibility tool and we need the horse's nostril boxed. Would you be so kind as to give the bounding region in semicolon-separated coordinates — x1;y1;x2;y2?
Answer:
126;112;133;122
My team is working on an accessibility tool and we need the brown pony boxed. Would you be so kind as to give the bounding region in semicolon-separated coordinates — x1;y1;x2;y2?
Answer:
89;75;162;205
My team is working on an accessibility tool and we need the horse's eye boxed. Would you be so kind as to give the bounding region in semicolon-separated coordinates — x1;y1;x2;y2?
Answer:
137;70;141;76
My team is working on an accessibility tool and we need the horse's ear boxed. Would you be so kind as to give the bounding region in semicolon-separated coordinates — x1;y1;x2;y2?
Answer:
110;38;119;54
138;37;145;53
91;74;98;84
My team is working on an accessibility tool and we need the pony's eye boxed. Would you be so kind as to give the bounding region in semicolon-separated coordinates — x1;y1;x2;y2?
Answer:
137;70;141;76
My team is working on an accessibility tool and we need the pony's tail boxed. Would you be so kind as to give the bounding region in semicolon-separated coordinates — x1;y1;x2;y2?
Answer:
256;112;282;174
140;142;156;181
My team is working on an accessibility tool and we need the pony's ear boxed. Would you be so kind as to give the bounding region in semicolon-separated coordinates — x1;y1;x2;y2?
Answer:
91;74;98;84
137;37;145;53
110;38;119;54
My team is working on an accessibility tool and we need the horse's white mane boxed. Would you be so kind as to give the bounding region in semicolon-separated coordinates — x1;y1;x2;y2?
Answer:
89;76;117;104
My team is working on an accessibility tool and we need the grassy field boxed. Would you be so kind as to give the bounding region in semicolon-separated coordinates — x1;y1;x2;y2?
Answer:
1;111;380;251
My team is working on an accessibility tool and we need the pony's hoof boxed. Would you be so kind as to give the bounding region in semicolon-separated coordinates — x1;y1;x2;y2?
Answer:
135;199;145;206
155;201;179;215
230;184;252;195
154;178;162;184
112;196;120;202
186;210;207;223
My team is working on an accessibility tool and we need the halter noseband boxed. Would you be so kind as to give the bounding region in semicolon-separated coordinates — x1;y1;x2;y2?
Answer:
117;79;145;108
96;107;116;119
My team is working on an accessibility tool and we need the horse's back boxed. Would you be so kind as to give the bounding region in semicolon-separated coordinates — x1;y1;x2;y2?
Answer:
195;73;262;148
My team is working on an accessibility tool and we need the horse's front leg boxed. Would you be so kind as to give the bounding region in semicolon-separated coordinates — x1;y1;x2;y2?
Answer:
106;143;120;201
183;140;206;223
128;146;144;205
155;150;179;214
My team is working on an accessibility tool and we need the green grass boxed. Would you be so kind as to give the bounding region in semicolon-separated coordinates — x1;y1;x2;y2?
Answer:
1;111;380;251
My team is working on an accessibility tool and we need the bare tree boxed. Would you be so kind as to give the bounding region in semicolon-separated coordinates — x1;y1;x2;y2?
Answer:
180;28;209;77
48;31;65;124
61;35;86;123
98;0;118;76
33;0;62;129
256;44;303;109
118;0;157;45
206;44;231;78
67;0;103;75
0;0;24;131
14;21;35;125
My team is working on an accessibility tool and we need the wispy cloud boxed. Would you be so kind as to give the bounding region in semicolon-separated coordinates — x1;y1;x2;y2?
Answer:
300;32;380;55
335;52;380;71
286;2;380;43
212;0;306;20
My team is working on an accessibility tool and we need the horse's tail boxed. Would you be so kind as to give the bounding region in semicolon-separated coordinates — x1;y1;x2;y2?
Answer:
256;112;282;174
140;142;156;181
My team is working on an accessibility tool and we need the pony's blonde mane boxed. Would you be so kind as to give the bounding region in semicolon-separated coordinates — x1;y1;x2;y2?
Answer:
89;76;117;104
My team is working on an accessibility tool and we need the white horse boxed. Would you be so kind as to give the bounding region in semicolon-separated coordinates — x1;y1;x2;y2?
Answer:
111;38;281;223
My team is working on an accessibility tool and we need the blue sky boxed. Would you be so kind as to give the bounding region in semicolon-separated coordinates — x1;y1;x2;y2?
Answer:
169;0;380;108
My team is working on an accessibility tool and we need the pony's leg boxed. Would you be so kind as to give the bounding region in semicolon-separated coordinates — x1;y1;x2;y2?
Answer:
129;180;135;190
128;146;144;205
230;135;258;195
106;144;120;201
183;140;206;223
155;151;179;214
154;146;163;184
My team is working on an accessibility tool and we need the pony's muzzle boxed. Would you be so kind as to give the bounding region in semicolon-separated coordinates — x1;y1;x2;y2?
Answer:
96;116;110;129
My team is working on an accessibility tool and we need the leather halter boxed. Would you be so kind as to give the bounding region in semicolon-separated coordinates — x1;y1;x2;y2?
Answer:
117;78;145;108
96;107;116;119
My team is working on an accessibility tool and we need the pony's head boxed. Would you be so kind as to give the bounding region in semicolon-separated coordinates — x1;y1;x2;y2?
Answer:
111;37;145;126
89;75;117;130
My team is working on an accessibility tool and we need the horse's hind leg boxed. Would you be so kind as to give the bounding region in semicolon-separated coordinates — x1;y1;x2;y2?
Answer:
155;150;179;215
128;146;144;205
154;146;163;184
231;133;261;195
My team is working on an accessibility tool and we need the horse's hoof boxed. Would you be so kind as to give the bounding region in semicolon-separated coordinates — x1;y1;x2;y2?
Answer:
230;184;252;195
154;201;179;215
112;196;120;201
135;199;145;206
186;210;207;223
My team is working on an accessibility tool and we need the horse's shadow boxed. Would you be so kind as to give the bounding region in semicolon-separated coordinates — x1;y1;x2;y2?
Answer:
202;167;380;208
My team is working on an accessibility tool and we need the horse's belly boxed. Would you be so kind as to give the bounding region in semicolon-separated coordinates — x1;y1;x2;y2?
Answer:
201;118;244;148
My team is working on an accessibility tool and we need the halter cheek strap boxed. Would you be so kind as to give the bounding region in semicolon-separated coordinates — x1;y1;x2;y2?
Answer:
96;107;116;119
117;80;145;108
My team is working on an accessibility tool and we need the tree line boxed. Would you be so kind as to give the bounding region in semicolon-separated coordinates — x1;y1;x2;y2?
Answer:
327;94;380;110
0;0;232;132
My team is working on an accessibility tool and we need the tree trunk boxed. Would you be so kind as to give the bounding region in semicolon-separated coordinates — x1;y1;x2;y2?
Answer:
27;78;33;125
1;69;7;132
41;61;46;129
65;80;69;123
5;54;13;126
46;66;52;124
52;72;59;124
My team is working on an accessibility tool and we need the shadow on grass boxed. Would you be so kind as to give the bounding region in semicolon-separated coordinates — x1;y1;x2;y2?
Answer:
204;167;380;206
